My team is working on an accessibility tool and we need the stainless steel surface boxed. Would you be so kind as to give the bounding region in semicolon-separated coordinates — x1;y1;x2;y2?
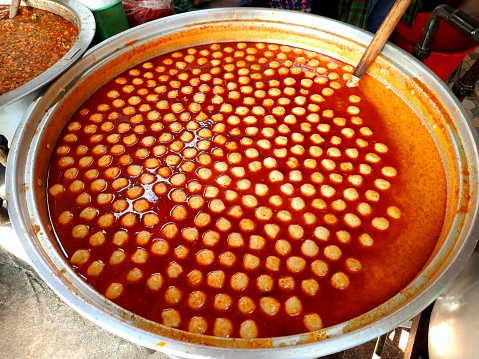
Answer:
0;0;95;143
429;249;479;359
5;8;479;359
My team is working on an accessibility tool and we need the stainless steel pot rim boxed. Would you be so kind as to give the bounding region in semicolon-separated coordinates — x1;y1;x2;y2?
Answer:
0;0;96;109
6;8;479;358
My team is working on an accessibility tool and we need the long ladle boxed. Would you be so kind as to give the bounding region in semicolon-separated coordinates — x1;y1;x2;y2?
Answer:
347;0;411;87
9;0;20;18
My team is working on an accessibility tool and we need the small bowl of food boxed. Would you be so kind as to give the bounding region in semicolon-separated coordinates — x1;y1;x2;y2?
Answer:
0;0;95;142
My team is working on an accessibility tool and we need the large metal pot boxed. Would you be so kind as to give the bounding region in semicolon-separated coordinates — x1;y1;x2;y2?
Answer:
0;0;95;142
6;8;479;358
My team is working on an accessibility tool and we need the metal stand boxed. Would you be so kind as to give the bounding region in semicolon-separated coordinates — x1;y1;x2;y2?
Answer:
139;345;157;355
453;59;479;101
403;303;434;359
0;134;9;226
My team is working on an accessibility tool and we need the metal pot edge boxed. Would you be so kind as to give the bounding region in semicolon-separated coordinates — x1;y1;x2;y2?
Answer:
6;8;479;358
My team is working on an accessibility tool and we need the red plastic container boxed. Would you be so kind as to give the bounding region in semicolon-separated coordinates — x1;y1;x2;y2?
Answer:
390;12;477;80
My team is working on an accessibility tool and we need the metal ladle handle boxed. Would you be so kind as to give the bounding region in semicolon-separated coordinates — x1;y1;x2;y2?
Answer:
9;0;20;18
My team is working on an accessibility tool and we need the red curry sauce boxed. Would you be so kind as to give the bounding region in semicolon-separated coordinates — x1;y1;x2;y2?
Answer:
0;6;78;95
46;42;442;338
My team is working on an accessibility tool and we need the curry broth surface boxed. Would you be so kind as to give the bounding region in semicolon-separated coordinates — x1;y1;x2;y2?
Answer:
0;6;78;95
46;42;446;338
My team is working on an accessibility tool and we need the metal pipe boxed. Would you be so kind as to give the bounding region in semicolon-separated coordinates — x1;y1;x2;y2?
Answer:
413;4;479;60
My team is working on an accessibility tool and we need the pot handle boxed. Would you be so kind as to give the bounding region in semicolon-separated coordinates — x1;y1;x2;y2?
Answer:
0;134;10;226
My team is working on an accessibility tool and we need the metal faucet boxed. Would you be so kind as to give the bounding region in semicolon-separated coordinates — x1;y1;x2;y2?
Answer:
412;4;479;100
